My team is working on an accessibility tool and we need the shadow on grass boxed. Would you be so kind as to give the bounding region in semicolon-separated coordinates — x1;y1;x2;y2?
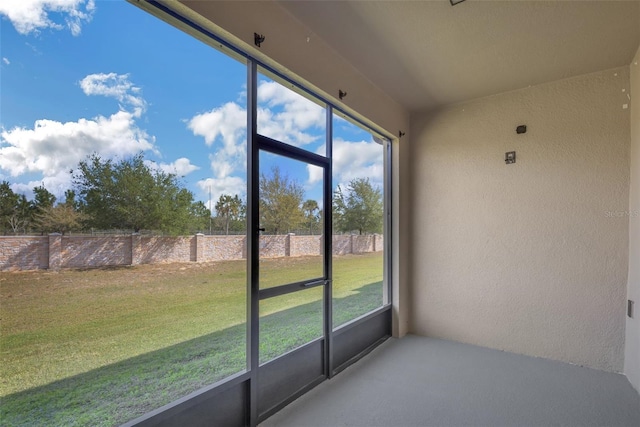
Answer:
0;281;383;427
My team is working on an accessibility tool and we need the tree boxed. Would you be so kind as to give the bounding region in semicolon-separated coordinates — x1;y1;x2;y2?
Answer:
332;185;347;233
333;178;383;235
8;195;30;234
30;185;57;234
72;153;199;234
63;189;79;210
32;185;56;209
215;194;243;235
0;181;19;234
34;205;87;235
189;201;211;233
260;166;304;235
302;199;320;235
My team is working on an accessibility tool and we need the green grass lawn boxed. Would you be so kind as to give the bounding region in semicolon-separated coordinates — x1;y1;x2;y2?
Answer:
0;252;383;426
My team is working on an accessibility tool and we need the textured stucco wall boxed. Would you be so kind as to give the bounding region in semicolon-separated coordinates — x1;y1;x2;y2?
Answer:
410;67;630;372
395;137;411;337
626;45;640;391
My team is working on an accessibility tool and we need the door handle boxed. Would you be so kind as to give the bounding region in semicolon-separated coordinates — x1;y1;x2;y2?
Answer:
301;279;325;288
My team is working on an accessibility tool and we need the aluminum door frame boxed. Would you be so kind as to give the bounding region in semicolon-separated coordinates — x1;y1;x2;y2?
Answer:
247;60;334;426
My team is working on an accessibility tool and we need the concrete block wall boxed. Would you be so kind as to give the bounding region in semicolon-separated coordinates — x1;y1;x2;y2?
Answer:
333;235;352;255
352;235;374;253
133;236;195;265
202;235;246;261
62;236;132;269
0;233;384;271
48;234;62;270
333;235;384;255
290;235;322;257
259;235;289;258
0;236;49;270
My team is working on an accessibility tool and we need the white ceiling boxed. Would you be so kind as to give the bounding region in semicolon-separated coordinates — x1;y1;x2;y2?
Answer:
278;0;640;112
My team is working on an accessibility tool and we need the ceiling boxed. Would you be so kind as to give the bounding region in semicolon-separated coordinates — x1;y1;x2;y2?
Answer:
278;0;640;112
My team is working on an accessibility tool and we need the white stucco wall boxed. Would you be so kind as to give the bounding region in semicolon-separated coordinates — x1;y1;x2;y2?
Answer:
410;67;631;372
626;45;640;391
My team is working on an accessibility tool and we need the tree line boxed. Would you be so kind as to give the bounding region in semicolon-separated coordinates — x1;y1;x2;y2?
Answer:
257;166;383;236
0;154;211;235
1;154;383;236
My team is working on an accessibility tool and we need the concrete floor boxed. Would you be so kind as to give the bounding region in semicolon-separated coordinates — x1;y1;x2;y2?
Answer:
261;335;640;427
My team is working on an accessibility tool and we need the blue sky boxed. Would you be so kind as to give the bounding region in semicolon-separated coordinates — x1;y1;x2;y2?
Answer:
0;0;383;213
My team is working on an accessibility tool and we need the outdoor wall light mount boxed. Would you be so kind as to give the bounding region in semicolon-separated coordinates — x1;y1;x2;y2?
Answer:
450;0;467;5
339;89;347;100
505;151;516;164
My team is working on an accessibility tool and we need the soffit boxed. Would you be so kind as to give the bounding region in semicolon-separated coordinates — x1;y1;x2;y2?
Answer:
278;0;640;111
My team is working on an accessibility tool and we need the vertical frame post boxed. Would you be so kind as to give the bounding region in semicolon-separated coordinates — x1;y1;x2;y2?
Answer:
384;139;393;306
324;106;334;378
247;58;260;427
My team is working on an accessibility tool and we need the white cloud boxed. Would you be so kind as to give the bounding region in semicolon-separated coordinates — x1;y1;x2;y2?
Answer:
197;176;246;213
188;102;247;185
257;81;324;146
333;138;383;187
188;101;245;150
187;81;323;155
0;0;95;36
257;81;324;128
307;163;324;185
257;107;320;146
80;72;146;116
0;111;155;197
208;155;236;179
308;138;383;189
0;72;156;198
146;157;200;177
2;57;10;65
11;171;72;200
187;80;324;200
